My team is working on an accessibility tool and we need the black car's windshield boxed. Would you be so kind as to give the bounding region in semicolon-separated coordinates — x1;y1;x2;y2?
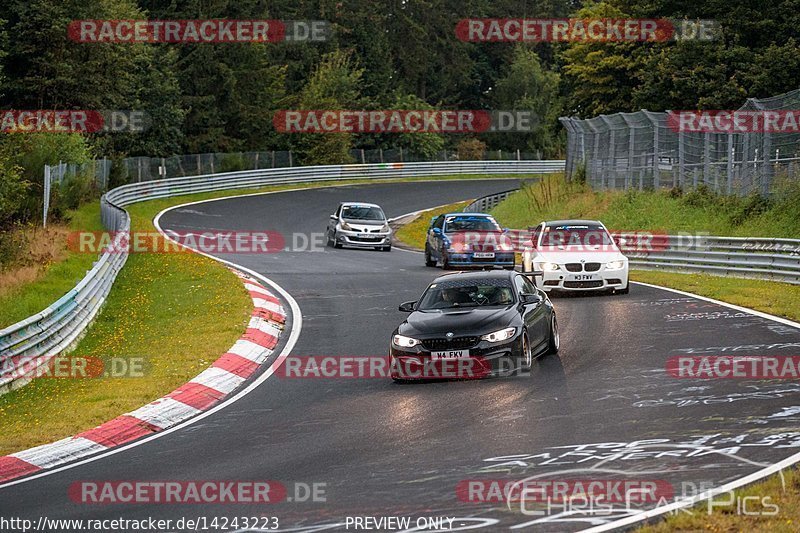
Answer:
342;205;385;221
444;216;501;233
417;279;515;310
541;224;613;247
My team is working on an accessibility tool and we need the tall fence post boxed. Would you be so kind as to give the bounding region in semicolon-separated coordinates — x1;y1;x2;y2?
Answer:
678;131;686;189
43;165;51;227
727;134;734;194
604;117;615;189
647;112;660;189
762;131;773;195
625;118;635;190
703;132;711;189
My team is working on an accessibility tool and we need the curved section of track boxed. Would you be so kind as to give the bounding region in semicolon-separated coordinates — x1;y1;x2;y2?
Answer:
2;179;800;532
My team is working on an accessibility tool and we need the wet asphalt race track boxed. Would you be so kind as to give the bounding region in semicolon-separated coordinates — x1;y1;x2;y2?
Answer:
3;179;800;532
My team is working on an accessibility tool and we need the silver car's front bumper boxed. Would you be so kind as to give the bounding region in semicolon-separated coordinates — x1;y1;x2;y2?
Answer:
336;228;391;247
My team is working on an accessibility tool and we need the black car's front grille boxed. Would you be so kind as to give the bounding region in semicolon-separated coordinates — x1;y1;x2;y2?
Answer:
584;262;601;272
565;263;583;272
564;280;604;289
422;336;479;351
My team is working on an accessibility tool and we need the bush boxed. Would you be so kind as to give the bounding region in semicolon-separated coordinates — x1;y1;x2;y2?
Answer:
728;192;772;226
49;173;99;221
573;161;586;184
681;184;716;208
218;153;247;173
457;138;486;161
0;225;28;270
106;154;130;190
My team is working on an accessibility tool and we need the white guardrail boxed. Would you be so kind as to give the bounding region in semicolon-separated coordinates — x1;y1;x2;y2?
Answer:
0;160;564;393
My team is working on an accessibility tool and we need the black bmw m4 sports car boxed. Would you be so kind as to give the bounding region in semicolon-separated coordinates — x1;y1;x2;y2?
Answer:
389;270;559;381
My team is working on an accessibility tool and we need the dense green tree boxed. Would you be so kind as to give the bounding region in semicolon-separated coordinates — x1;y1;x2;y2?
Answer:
490;45;562;156
290;50;366;165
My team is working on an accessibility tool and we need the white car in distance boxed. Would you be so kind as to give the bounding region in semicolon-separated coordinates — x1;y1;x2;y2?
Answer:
522;220;629;294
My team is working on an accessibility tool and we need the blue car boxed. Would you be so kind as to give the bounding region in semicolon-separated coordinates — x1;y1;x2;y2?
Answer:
424;212;515;269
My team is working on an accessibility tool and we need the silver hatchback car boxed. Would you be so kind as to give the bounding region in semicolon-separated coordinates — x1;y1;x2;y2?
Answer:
326;202;392;251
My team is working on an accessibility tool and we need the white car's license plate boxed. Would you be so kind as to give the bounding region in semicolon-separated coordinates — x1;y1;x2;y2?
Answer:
432;350;469;359
473;252;495;259
571;274;597;281
357;233;372;238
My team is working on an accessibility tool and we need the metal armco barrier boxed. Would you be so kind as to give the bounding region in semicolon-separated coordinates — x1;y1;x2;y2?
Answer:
467;189;800;285
463;188;520;212
622;234;800;284
0;160;564;393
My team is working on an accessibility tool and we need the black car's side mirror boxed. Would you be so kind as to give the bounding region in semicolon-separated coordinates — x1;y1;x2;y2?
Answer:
520;293;542;306
398;301;416;312
431;227;442;235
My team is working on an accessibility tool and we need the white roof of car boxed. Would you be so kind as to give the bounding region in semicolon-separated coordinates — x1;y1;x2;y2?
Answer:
341;202;382;208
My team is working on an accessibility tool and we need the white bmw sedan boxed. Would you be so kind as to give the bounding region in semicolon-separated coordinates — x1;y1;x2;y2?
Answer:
522;220;629;294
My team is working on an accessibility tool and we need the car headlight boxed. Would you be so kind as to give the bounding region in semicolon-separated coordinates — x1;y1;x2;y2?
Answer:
481;327;516;343
381;223;390;233
534;261;560;271
393;334;420;348
448;242;471;253
606;260;626;270
340;221;353;231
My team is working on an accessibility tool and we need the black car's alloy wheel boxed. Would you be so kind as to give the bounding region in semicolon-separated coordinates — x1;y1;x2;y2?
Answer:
521;331;533;371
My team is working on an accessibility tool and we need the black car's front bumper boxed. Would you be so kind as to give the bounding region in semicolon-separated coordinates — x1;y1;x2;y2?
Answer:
389;335;523;380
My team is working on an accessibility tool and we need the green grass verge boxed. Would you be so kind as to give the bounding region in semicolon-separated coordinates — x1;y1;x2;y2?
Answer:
636;466;800;532
0;202;252;455
0;173;536;455
394;201;470;250
0;203;105;328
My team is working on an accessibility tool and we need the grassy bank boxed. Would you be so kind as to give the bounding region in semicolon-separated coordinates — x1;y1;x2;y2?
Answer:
490;174;800;237
393;201;470;249
637;466;800;532
0;173;534;455
0;204;105;327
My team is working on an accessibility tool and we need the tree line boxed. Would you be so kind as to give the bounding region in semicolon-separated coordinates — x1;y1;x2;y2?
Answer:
0;0;799;227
